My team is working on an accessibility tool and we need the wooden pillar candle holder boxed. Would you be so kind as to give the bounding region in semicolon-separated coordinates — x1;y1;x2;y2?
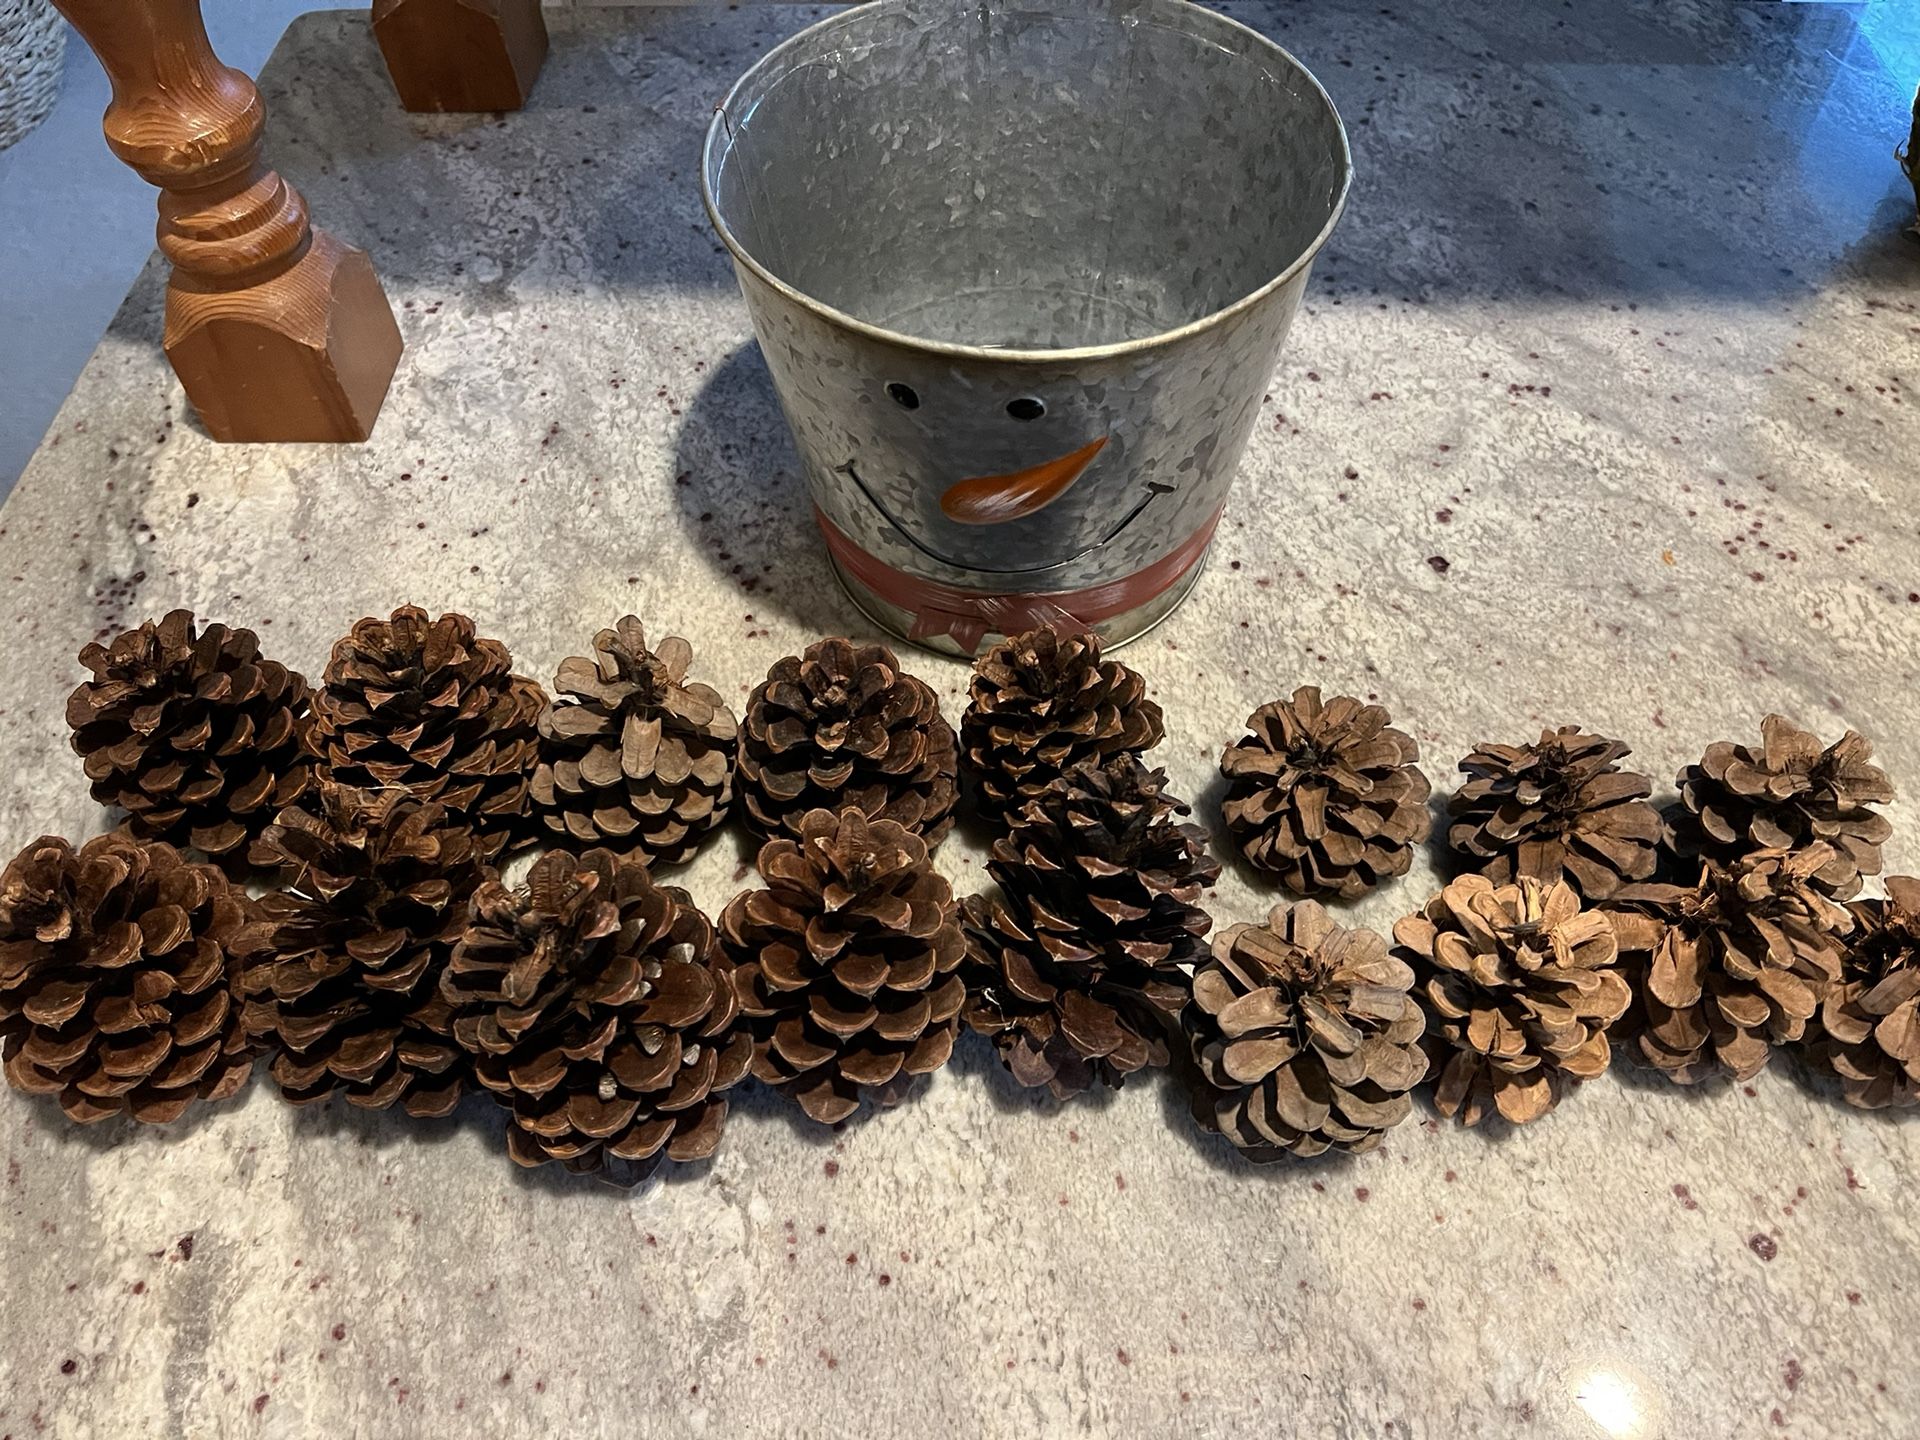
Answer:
372;0;549;113
53;0;403;443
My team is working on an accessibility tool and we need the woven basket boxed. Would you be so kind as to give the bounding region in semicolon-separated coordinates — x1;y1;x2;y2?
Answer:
0;0;66;153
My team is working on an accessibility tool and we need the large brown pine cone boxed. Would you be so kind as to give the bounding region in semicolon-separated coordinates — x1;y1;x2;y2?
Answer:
1448;726;1660;903
1616;845;1852;1084
737;638;957;847
1666;715;1893;899
962;756;1219;1098
1799;875;1920;1108
239;783;480;1116
444;849;751;1175
66;610;311;867
1220;688;1431;898
1394;874;1630;1125
306;607;544;864
0;833;255;1123
1187;902;1425;1160
719;809;965;1124
530;618;736;867
961;625;1164;823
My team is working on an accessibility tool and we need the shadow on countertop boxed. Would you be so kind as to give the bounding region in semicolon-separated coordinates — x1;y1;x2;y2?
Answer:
665;339;867;639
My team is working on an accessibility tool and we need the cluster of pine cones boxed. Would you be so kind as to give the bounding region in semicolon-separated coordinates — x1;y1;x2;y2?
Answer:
2;608;966;1177
2;611;1913;1183
1199;692;1914;1161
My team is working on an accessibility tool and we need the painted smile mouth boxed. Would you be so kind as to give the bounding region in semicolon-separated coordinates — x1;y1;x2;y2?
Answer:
835;453;1172;577
938;436;1110;525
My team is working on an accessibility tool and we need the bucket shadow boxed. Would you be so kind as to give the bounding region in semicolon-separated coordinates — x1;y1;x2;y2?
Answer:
669;340;865;637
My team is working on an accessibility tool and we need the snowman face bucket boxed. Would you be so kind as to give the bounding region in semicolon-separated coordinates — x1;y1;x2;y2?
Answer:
704;0;1350;655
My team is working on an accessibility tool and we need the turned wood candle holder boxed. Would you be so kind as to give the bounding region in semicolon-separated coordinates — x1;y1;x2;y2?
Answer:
53;0;403;444
373;0;549;113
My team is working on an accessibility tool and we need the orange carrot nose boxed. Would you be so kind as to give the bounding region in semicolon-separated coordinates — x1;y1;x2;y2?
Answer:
940;436;1109;526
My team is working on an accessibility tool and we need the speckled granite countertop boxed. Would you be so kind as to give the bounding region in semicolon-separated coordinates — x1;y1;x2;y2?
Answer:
2;4;1918;1436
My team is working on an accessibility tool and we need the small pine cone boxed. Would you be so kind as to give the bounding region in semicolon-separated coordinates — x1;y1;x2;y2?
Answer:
1802;876;1920;1108
66;609;311;866
1186;902;1425;1161
1394;874;1631;1125
1667;714;1894;898
444;850;751;1175
962;756;1219;1098
306;607;544;863
1617;845;1852;1084
239;783;480;1116
1220;687;1431;898
719;809;965;1124
1448;726;1661;903
0;834;255;1123
530;618;737;866
737;638;957;847
960;625;1164;822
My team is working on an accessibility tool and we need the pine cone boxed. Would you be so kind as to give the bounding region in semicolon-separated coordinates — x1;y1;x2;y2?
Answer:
530;618;736;867
239;782;480;1116
960;625;1164;823
1220;688;1431;898
1186;902;1425;1160
719;809;965;1124
66;610;311;867
306;607;544;863
1801;875;1920;1108
1448;726;1660;902
737;638;957;846
0;833;254;1123
444;849;751;1175
1667;715;1894;899
1618;846;1852;1084
1393;874;1630;1125
962;756;1219;1098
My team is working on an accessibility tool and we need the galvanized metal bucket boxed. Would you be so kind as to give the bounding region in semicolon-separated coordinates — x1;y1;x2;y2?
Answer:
702;0;1350;656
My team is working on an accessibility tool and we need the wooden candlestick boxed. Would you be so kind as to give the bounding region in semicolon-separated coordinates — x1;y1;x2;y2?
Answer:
372;0;549;114
53;0;403;443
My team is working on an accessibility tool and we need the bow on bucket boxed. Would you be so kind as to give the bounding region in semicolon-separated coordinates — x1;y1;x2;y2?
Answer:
815;505;1226;652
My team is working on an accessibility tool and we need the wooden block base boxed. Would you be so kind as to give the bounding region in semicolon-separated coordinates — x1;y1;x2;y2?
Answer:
373;0;549;113
167;232;404;443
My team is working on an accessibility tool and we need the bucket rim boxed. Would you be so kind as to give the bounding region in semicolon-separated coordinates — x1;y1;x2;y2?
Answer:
700;0;1352;365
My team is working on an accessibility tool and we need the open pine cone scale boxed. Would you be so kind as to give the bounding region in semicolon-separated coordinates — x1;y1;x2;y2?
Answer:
722;808;965;1124
961;625;1164;824
1670;715;1893;898
1186;903;1426;1159
532;620;736;865
1221;688;1430;899
308;607;543;864
964;756;1217;1098
445;849;749;1174
67;610;312;867
1618;844;1852;1083
1805;875;1920;1108
739;640;956;846
1;834;257;1124
1449;727;1660;903
1396;875;1629;1125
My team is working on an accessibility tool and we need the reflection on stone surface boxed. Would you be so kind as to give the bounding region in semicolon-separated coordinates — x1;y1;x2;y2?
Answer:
1573;1363;1660;1439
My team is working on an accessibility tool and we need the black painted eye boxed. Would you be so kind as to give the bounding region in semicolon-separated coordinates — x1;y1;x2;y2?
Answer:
887;383;920;410
1006;397;1047;421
